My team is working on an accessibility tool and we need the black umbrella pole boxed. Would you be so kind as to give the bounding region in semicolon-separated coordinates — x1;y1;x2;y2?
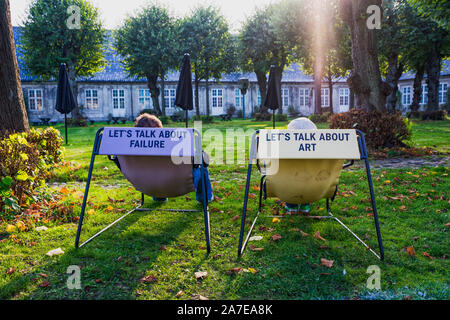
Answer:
186;110;188;128
273;110;275;129
65;114;68;145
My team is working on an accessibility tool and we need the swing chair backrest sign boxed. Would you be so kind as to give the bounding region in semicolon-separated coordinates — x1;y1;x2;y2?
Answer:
99;127;195;157
258;129;361;160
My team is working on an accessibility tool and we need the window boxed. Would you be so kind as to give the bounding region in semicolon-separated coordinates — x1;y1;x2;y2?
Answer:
112;89;125;109
257;90;262;106
85;89;99;109
321;88;330;107
282;88;289;107
299;88;310;107
339;88;350;107
402;86;412;106
138;89;151;109
439;83;448;104
235;88;244;108
420;84;428;105
212;89;223;108
28;89;43;111
164;88;176;108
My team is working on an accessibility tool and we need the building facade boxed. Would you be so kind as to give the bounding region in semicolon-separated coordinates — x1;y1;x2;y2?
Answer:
13;27;450;123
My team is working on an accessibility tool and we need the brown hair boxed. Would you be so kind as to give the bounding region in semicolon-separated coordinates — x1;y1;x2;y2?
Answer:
135;113;163;128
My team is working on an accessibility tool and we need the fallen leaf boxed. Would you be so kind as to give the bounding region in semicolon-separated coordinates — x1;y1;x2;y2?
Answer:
6;268;15;275
320;258;334;268
95;279;103;283
176;290;184;298
40;273;48;278
6;225;16;233
249;245;264;251
272;234;282;241
272;217;281;223
60;187;69;195
248;267;259;274
192;294;209;300
88;209;95;215
300;231;309;237
227;268;242;275
406;246;416;257
249;236;263;241
194;271;208;280
213;254;223;259
422;252;435;259
232;215;240;221
35;226;48;232
314;231;326;242
140;275;158;283
40;281;51;288
46;248;64;257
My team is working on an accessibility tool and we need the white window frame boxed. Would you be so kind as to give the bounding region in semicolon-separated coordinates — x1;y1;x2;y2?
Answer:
164;88;176;109
138;89;152;109
257;90;262;106
402;86;412;106
85;89;99;109
420;84;428;105
439;82;448;104
28;89;43;111
212;89;223;108
235;88;244;108
339;88;350;108
299;88;310;107
321;88;330;107
112;89;125;109
281;88;289;107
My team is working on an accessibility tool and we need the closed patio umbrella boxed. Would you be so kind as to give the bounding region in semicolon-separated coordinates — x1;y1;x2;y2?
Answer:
264;65;282;129
175;53;194;128
55;63;77;144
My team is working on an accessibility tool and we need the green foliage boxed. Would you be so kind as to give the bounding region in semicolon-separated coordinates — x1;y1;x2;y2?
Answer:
115;5;180;115
0;128;63;216
226;105;236;117
329;109;412;149
192;115;215;124
407;0;450;31
309;113;331;123
21;0;107;80
274;114;288;122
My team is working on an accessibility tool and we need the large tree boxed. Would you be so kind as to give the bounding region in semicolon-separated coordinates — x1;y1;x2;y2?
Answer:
116;5;179;116
0;0;29;135
407;0;450;31
180;6;234;116
21;0;106;119
339;0;390;112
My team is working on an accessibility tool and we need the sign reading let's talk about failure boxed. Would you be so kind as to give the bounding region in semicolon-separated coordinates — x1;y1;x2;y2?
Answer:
98;127;194;157
258;129;361;159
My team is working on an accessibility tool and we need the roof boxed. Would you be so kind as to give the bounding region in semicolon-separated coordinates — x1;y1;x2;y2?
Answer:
13;27;449;84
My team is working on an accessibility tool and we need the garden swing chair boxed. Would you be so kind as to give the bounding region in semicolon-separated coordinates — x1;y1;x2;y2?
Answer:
238;129;384;260
75;127;211;253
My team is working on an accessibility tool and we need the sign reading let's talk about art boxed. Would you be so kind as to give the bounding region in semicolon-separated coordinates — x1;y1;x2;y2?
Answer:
98;127;194;157
258;129;361;159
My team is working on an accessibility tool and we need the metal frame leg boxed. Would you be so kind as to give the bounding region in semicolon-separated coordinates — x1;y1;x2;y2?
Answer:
201;164;211;254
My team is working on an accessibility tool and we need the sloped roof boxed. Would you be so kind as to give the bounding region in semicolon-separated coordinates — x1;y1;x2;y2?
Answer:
13;27;449;84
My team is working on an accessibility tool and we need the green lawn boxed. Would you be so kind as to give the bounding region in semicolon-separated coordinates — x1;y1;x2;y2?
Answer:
0;119;448;300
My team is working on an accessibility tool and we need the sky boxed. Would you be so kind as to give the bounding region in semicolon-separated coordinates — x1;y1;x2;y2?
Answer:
10;0;275;32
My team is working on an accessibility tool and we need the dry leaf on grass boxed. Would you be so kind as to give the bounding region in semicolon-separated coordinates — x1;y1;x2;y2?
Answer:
320;258;334;268
46;248;64;257
314;231;326;242
140;275;158;283
192;294;209;300
176;290;184;298
194;271;208;280
6;268;15;275
272;234;282;241
272;218;281;223
227;268;243;275
249;245;264;251
422;252;435;259
406;246;416;257
300;231;309;237
247;268;259;274
40;281;51;288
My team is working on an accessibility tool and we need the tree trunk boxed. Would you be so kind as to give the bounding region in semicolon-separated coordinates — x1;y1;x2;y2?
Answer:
385;55;404;112
425;43;441;112
67;66;82;120
0;0;29;136
194;75;200;116
328;75;334;114
340;0;389;112
256;71;267;113
147;74;162;115
410;65;425;112
349;89;355;110
313;73;322;114
205;73;210;117
160;74;166;117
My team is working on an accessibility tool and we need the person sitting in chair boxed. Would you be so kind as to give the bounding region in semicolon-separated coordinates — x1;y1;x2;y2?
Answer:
284;117;317;214
134;113;214;204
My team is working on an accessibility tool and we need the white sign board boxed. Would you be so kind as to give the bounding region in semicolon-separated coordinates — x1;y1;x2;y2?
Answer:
258;129;361;160
98;127;194;157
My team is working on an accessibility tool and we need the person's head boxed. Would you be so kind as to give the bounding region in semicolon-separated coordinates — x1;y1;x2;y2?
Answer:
135;113;163;128
287;117;317;130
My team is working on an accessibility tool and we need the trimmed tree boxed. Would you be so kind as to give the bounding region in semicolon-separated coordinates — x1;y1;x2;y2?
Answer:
0;0;29;135
115;5;179;116
21;0;106;120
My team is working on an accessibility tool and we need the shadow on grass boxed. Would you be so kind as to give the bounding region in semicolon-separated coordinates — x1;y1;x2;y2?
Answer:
0;201;205;300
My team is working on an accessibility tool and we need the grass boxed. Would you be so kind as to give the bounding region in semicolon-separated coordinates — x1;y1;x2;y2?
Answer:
0;119;448;300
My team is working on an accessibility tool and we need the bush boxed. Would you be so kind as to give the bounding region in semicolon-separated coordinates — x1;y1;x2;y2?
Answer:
309;112;330;123
329;109;411;149
226;105;236;117
193;115;215;124
421;110;447;120
288;106;299;118
236;110;243;118
0;128;63;215
67;116;87;127
274;114;288;122
254;112;272;121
